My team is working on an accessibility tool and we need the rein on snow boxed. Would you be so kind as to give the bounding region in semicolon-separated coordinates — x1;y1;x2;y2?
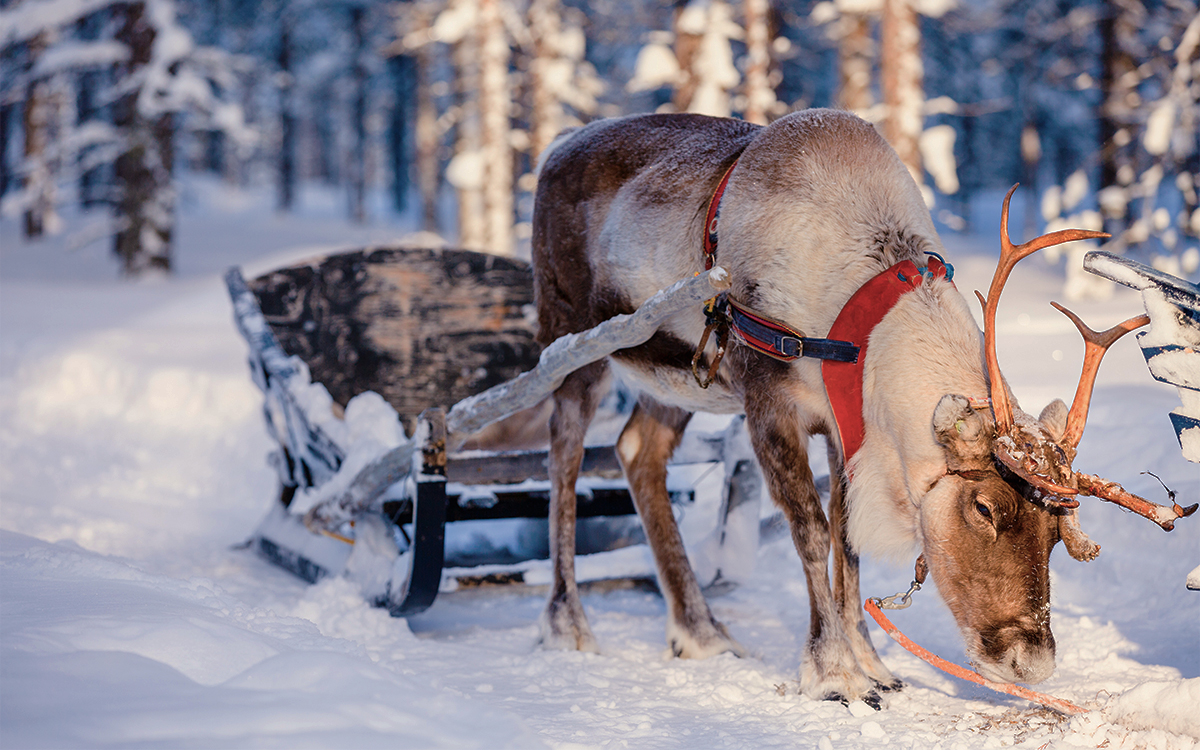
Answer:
867;557;1086;716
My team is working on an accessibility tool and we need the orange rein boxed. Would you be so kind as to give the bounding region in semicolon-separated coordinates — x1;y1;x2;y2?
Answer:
863;598;1087;715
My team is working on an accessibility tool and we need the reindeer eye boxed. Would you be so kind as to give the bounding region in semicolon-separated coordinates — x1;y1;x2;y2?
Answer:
975;501;993;520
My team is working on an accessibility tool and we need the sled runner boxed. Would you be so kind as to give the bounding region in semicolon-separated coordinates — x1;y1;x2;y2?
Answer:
227;247;772;616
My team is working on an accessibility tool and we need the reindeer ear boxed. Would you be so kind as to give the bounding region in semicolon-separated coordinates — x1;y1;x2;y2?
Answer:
1038;398;1069;443
933;394;992;468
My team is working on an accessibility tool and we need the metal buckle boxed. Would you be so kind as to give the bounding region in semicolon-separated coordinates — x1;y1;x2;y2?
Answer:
779;335;804;359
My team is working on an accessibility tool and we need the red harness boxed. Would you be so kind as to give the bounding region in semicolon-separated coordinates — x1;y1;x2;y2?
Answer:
822;256;953;468
700;157;954;467
701;159;859;367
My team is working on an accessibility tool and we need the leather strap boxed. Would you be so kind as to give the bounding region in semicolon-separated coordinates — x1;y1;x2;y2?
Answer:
703;159;740;270
728;299;859;363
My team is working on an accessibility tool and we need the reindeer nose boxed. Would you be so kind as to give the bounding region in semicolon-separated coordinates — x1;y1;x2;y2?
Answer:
975;624;1057;685
1006;639;1056;684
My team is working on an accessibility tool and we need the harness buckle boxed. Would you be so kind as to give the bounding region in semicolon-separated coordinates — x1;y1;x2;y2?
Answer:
779;335;804;359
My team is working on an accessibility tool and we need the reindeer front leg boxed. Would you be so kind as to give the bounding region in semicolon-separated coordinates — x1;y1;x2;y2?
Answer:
540;362;608;653
745;390;881;706
617;396;745;659
827;440;901;694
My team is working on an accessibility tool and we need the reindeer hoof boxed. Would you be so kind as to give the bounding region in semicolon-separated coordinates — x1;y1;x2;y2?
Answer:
539;625;599;653
538;598;599;653
666;618;745;659
874;677;904;693
824;690;883;712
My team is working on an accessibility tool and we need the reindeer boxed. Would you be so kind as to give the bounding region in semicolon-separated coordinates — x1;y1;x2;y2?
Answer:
531;109;1194;706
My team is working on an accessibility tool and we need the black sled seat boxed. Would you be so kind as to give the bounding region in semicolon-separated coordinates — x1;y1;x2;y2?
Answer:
226;247;758;617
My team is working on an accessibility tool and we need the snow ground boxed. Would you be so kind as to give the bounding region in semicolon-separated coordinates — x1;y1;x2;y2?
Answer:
1;184;1198;749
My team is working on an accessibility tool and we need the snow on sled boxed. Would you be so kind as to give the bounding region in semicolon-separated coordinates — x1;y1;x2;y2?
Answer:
226;247;775;616
1084;251;1200;463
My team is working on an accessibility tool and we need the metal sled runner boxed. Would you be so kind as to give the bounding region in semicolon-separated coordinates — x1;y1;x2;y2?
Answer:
226;247;765;616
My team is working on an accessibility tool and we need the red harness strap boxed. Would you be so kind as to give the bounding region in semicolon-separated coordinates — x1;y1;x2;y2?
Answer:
703;159;739;270
822;256;952;469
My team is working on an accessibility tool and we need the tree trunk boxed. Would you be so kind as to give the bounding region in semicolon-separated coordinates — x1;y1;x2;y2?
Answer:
672;2;702;112
1021;121;1040;238
349;5;368;224
389;55;413;214
741;0;775;125
113;1;173;276
315;88;338;186
880;0;923;183
528;0;564;161
479;0;513;256
23;30;58;239
0;103;12;200
278;19;296;211
415;30;440;232
838;12;873;116
1099;0;1139;238
452;3;485;250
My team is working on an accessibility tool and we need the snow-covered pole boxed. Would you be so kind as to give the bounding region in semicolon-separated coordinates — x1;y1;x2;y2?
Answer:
445;267;732;449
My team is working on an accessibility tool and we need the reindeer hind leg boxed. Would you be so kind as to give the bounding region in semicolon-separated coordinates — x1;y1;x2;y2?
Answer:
618;395;745;659
539;361;609;653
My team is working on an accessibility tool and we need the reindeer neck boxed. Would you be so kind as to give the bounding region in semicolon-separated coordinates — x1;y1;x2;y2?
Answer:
855;280;991;491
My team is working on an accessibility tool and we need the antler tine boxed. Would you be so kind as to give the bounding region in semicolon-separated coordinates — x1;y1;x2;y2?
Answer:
1076;473;1198;531
1050;303;1150;452
980;186;1111;436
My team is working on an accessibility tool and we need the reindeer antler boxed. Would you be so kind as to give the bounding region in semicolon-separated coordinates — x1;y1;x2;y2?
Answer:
1049;303;1150;455
980;186;1111;436
979;186;1196;536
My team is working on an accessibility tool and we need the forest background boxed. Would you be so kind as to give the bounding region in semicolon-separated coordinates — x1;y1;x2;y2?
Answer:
1;0;1197;286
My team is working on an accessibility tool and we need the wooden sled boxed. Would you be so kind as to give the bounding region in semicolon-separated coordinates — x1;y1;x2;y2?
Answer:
227;247;774;616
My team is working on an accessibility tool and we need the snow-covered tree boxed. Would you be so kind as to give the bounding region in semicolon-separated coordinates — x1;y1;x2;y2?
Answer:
673;0;742;117
478;0;512;255
835;4;874;116
0;0;255;275
527;0;601;159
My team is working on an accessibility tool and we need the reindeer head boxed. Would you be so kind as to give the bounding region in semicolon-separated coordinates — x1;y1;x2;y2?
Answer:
919;186;1195;684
